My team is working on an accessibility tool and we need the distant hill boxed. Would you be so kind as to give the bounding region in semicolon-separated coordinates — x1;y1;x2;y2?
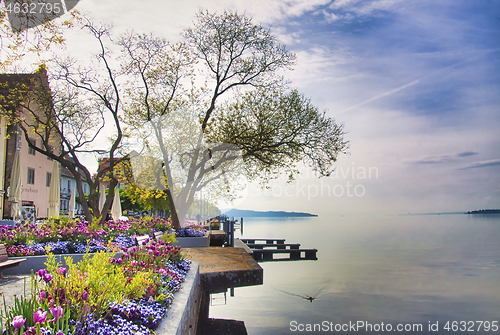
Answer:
223;209;318;218
466;209;500;214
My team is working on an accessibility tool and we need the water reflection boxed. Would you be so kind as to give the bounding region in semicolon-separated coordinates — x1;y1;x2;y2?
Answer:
273;280;338;303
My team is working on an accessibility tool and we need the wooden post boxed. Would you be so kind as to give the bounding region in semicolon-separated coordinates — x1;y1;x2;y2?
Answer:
290;250;301;260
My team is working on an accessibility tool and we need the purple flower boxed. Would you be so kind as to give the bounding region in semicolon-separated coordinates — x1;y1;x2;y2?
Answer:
40;290;47;303
57;267;67;277
49;306;63;322
82;290;89;301
33;309;47;324
42;273;52;283
11;315;25;329
25;326;37;334
37;269;47;277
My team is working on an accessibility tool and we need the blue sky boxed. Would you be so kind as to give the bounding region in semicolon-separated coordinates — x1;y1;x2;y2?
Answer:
6;0;499;215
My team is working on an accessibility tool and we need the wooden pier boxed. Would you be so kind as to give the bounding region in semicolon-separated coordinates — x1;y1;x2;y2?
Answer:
241;238;317;262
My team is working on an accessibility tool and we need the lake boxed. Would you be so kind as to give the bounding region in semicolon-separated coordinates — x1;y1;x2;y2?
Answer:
209;214;500;334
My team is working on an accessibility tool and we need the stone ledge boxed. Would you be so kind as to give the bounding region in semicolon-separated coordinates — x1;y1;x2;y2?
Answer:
3;253;121;275
157;261;201;335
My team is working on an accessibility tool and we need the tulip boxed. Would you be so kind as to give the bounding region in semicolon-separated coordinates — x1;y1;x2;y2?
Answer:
49;306;63;322
42;273;52;283
11;315;25;329
37;269;47;277
82;290;89;301
57;267;67;277
39;290;47;302
33;309;47;324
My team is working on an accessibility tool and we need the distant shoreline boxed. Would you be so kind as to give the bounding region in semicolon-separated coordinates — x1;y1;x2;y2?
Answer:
223;209;318;218
466;209;500;214
402;209;500;215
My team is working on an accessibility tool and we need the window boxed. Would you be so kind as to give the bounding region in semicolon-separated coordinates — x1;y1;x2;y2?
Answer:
68;180;71;191
28;139;36;155
27;168;35;184
46;172;52;187
46;145;53;160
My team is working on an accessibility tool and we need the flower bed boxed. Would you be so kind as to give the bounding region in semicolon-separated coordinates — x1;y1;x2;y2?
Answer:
0;240;191;335
0;217;207;257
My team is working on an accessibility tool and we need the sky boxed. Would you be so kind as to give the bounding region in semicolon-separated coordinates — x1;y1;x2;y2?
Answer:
4;0;499;216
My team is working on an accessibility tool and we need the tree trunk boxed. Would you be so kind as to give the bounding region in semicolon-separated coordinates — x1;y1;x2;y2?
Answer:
166;187;181;230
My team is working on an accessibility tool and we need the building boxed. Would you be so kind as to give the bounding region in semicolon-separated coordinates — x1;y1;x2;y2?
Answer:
60;160;90;216
0;123;55;218
0;115;8;217
1;69;95;219
0;67;82;218
0;68;56;218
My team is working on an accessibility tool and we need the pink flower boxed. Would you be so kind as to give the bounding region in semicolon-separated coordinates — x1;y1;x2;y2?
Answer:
11;315;25;329
49;306;63;322
24;326;37;335
39;290;47;303
82;290;89;301
33;309;47;324
42;273;52;283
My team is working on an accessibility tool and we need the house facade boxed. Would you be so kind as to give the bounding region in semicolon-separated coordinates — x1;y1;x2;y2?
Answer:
1;123;55;218
60;163;90;216
1;69;91;219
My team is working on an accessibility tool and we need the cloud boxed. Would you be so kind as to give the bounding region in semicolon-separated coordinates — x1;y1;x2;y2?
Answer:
412;152;480;165
329;0;403;16
413;155;454;165
459;159;500;170
457;151;479;158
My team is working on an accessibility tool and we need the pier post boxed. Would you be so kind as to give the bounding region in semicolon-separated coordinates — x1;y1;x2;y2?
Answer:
290;250;300;260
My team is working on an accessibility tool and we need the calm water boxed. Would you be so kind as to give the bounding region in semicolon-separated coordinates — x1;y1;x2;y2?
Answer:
209;214;500;334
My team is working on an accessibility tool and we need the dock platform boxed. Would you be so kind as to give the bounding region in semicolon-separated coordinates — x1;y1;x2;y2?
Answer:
241;238;317;262
182;247;263;293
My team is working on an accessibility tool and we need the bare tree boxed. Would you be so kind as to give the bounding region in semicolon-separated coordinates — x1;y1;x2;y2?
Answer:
0;18;126;223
